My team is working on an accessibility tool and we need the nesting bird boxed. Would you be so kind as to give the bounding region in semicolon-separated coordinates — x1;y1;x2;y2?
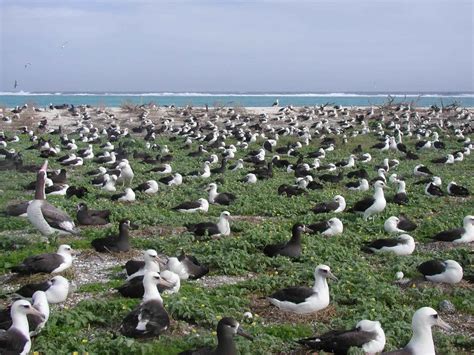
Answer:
267;265;337;314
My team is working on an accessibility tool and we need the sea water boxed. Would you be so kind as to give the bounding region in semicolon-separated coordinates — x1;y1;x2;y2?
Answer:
0;92;472;108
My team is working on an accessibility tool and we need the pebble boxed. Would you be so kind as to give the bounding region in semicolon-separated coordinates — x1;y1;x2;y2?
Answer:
439;300;456;313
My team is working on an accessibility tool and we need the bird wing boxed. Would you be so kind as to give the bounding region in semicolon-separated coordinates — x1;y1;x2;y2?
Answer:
173;201;201;210
352;197;375;212
270;286;315;303
0;328;28;353
398;216;417;231
40;201;75;230
432;228;465;241
308;221;330;233
313;201;338;213
125;260;145;276
16;280;51;297
298;328;377;354
21;253;64;273
417;260;446;276
364;237;400;249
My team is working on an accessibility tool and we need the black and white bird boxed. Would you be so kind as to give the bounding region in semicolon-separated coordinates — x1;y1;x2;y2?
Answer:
119;272;171;338
308;217;344;237
312;195;346;214
381;307;451;355
111;187;136;202
447;181;469;197
159;173;183;186
349;180;387;220
263;224;311;258
267;265;337;314
0;291;49;337
134;180;159;194
431;215;473;243
185;211;231;237
241;173;257;184
206;183;236;205
298;319;386;355
0;300;44;355
15;275;70;304
172;198;209;213
425;177;444;197
125;249;163;280
384;215;417;233
27;161;79;235
413;164;433;177
148;164;172;174
178;317;253;355
362;234;415;256
417;260;463;284
10;245;74;275
391;179;408;205
431;154;454;164
165;251;209;280
345;178;369;191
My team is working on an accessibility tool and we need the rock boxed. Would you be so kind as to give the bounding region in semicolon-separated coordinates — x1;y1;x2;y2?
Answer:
439;300;456;313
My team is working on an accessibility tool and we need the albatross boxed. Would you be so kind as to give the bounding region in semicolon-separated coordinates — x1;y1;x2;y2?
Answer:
10;244;74;275
431;215;473;243
417;260;463;284
179;317;253;355
16;275;70;304
185;211;231;237
381;307;451;355
349;180;387;220
298;319;386;355
27;160;79;235
0;300;44;355
267;264;337;314
119;272;171;338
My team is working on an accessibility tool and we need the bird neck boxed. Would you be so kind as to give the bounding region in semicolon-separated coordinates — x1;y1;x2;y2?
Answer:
374;186;385;199
290;229;302;243
35;173;46;200
312;275;328;292
216;333;237;355
217;217;230;235
143;281;162;303
407;325;435;355
119;226;129;239
209;189;218;202
11;312;30;338
397;183;406;193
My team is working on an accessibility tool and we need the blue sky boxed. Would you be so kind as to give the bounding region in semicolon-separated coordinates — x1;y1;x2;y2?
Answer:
0;0;472;92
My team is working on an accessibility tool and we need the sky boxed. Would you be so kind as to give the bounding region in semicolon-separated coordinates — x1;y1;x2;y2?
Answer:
0;0;472;93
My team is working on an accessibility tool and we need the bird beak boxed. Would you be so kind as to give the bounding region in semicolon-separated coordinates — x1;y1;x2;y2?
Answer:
328;271;338;281
29;306;45;320
437;317;452;331
158;278;174;288
303;225;313;233
237;326;254;340
129;222;140;230
40;160;48;172
157;255;168;266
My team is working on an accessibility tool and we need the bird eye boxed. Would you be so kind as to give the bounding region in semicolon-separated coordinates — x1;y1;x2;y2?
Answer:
23;305;29;308
356;326;361;331
432;314;438;319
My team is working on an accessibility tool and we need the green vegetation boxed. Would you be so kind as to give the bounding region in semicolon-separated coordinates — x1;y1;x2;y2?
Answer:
0;118;473;354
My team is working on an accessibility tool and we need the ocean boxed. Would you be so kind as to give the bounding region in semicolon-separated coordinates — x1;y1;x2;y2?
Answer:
0;92;473;108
